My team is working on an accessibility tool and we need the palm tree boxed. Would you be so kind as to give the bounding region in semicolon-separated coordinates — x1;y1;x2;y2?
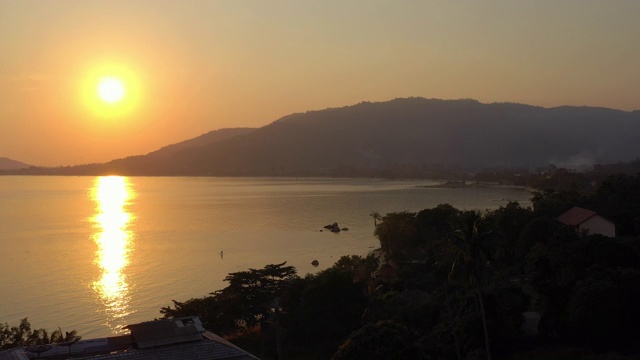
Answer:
52;327;81;357
448;211;493;360
24;344;52;359
369;211;381;227
24;328;53;358
444;281;463;360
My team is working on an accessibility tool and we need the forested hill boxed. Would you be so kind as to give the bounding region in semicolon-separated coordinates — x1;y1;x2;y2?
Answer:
6;98;640;176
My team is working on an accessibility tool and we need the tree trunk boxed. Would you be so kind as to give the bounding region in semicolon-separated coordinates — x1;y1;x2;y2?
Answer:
260;320;266;360
275;311;283;360
445;282;463;360
476;288;491;360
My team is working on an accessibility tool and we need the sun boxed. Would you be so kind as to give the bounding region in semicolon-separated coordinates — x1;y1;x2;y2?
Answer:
98;77;126;104
80;63;142;119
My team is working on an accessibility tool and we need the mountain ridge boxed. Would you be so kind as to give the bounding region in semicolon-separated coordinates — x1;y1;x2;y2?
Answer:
3;98;640;176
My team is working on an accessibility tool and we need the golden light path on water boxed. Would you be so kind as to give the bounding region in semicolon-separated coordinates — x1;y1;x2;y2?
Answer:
90;176;135;334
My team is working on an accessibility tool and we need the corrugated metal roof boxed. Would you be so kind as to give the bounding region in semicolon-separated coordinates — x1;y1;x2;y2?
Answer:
0;348;29;360
556;207;597;226
128;317;205;349
1;318;259;360
90;332;259;360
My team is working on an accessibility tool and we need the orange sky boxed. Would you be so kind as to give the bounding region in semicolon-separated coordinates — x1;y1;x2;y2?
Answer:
1;1;639;167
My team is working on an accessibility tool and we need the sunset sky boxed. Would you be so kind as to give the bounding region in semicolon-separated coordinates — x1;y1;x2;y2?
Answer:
1;1;639;166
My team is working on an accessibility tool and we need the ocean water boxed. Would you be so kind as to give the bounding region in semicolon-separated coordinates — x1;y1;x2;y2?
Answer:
0;176;531;338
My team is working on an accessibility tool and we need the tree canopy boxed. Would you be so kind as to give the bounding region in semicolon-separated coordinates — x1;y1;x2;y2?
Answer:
159;174;640;359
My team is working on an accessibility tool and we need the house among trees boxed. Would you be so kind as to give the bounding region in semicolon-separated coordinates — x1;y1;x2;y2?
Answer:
556;206;616;237
0;317;259;360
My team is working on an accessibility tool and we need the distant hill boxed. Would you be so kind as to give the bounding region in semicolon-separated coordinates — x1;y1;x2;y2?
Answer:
5;98;640;177
0;157;31;170
150;127;255;156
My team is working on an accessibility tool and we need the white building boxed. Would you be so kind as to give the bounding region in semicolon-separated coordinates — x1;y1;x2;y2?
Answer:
556;207;615;238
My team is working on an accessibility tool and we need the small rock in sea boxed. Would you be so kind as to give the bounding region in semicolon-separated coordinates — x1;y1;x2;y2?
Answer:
323;223;336;230
330;226;340;233
319;229;323;232
311;260;319;267
341;227;349;231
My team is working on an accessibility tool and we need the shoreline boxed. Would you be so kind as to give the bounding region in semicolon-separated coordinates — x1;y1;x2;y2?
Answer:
418;180;534;191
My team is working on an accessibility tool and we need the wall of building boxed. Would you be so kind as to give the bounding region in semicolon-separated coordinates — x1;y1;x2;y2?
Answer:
580;215;615;237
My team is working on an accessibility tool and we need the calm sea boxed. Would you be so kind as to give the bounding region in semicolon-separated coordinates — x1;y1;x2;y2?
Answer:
0;176;530;338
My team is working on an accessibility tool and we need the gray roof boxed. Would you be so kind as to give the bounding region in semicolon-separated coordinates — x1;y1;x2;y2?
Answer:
0;317;259;360
92;331;258;360
128;317;205;349
0;349;29;360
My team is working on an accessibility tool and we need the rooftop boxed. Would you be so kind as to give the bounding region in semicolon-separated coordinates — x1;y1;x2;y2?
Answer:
0;317;259;360
556;206;597;226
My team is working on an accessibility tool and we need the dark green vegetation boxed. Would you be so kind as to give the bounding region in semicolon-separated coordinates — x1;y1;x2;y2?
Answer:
0;319;80;355
474;160;640;193
3;98;640;176
161;174;640;359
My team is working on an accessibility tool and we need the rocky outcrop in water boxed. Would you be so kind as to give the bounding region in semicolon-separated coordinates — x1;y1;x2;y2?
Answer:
323;223;341;233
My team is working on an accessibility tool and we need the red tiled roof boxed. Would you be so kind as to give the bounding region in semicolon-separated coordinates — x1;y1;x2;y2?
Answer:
556;207;597;226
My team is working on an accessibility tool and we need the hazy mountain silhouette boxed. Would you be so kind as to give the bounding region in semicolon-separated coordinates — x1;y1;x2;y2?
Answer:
151;127;255;155
5;98;640;176
96;127;257;176
0;157;31;170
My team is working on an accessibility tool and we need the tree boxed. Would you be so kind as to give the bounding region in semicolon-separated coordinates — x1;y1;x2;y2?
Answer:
161;262;296;335
161;296;239;335
525;231;640;350
333;254;379;287
0;318;77;355
448;211;494;360
483;201;534;269
281;266;368;357
590;174;640;236
416;203;462;244
375;211;419;261
216;262;296;327
25;343;53;359
51;327;81;357
566;272;624;347
332;321;419;360
515;217;559;266
416;204;464;269
369;211;381;228
530;189;585;218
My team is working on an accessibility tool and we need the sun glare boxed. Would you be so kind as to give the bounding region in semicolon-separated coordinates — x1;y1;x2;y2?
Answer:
98;77;125;104
80;62;142;119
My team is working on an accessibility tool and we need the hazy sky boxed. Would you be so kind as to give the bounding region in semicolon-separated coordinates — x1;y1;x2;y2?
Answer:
1;1;639;166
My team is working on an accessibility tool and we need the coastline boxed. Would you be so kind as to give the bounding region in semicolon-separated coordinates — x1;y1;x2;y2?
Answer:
418;180;535;191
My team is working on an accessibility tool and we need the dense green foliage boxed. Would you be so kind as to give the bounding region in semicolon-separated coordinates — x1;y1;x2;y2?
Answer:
332;321;420;359
161;173;640;359
160;262;296;335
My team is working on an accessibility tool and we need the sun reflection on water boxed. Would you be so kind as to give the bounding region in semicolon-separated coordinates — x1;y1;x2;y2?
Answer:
90;176;135;334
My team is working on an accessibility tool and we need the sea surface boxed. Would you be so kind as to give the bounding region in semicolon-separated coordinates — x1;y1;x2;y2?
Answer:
0;176;531;338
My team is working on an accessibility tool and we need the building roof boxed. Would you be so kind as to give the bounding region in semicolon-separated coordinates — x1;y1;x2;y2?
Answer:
127;317;205;349
0;317;259;360
0;349;28;360
556;207;598;226
84;331;259;360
